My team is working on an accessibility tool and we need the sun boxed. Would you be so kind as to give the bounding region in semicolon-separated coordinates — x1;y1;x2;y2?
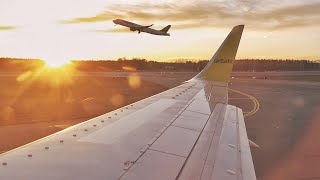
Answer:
45;61;68;68
42;57;71;68
37;57;77;87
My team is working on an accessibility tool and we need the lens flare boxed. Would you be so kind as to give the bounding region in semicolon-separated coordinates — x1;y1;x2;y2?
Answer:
110;94;125;107
122;66;137;71
127;73;141;89
16;71;33;82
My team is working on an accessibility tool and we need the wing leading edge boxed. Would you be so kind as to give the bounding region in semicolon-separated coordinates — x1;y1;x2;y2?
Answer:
0;25;256;180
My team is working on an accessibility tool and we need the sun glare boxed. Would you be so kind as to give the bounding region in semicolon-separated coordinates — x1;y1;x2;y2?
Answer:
43;57;71;68
36;57;77;87
39;62;76;87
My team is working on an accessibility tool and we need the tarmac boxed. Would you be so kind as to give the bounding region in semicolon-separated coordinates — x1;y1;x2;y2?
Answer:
1;71;320;179
230;78;320;180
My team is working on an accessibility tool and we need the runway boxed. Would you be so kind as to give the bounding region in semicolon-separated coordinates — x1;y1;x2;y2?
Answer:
232;71;320;76
229;78;320;180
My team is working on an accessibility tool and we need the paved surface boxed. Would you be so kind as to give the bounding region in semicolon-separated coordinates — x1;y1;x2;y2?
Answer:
229;79;320;180
0;121;74;154
232;71;320;76
1;72;320;180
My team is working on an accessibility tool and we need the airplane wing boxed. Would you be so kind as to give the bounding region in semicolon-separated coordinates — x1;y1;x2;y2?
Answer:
132;24;153;31
0;25;256;180
141;24;153;29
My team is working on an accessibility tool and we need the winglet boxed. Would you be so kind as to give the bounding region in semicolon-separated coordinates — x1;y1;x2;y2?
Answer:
193;25;244;83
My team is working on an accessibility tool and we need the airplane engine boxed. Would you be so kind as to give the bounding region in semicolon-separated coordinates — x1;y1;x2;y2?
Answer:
130;27;137;31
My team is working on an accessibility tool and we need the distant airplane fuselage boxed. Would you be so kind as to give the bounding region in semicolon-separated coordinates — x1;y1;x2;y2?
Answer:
113;19;171;36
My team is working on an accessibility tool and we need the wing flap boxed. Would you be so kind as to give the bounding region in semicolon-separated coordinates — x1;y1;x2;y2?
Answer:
208;105;241;180
238;108;257;180
178;105;256;180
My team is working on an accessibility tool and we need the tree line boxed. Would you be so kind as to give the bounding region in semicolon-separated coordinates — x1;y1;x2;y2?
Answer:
0;57;319;72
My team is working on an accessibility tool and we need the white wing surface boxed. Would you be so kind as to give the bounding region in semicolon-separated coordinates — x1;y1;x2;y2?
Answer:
0;25;256;180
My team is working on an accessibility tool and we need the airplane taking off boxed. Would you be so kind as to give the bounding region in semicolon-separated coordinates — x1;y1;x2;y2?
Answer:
0;25;257;180
113;19;171;36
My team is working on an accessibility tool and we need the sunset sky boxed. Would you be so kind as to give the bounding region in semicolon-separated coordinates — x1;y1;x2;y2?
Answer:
0;0;319;65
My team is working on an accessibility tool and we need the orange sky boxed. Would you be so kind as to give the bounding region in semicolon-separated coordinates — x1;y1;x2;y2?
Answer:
0;0;319;65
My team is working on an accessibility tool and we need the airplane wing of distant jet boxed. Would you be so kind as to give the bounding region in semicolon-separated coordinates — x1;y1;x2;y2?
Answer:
113;19;171;36
0;25;257;180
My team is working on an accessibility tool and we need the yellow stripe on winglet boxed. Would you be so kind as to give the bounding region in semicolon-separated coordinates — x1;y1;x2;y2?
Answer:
193;25;244;83
199;63;233;82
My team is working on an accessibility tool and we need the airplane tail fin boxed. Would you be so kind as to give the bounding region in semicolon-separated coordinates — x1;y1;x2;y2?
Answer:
193;25;244;83
160;25;171;33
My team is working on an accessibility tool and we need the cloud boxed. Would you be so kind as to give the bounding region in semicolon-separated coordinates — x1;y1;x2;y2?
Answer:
62;3;233;23
246;2;320;30
0;26;16;31
61;1;320;31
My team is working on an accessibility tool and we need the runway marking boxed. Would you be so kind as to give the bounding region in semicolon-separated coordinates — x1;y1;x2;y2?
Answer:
229;88;260;118
228;97;251;100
